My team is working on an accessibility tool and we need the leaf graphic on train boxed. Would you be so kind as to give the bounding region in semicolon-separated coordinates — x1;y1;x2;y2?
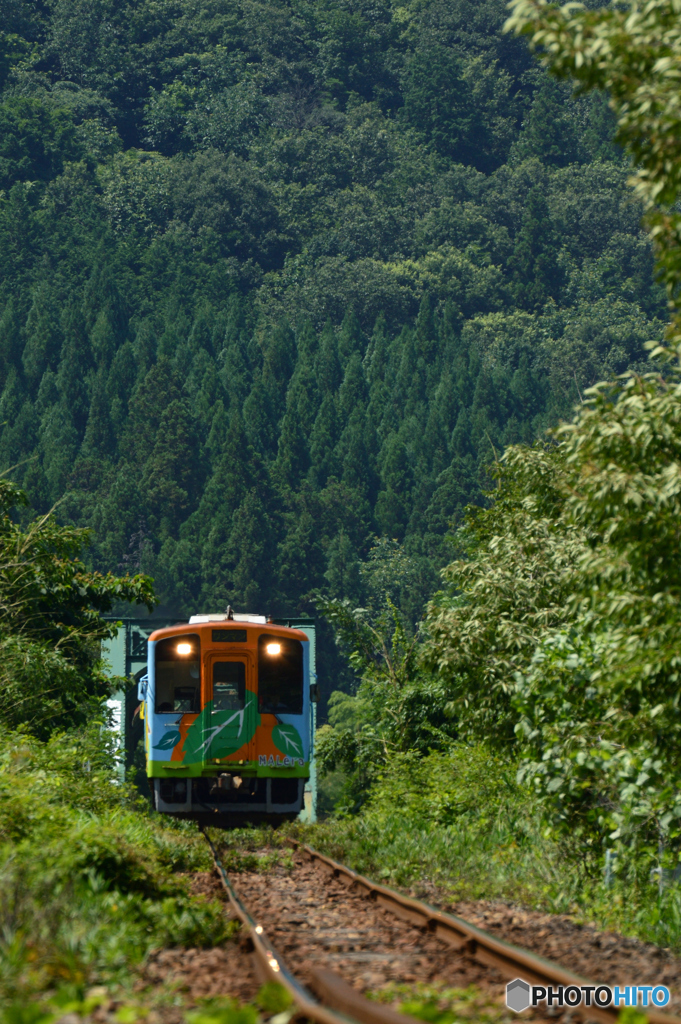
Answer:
182;691;259;762
153;730;180;750
180;708;211;762
272;723;304;759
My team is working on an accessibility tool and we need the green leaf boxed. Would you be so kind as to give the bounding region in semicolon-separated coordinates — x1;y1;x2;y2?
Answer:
153;731;180;750
272;724;304;759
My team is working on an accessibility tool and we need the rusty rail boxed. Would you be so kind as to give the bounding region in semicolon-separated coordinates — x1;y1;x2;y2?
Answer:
291;840;681;1024
201;828;422;1024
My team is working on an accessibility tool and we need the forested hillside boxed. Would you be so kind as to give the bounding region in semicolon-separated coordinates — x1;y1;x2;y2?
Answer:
5;1;681;995
0;0;665;646
315;0;681;907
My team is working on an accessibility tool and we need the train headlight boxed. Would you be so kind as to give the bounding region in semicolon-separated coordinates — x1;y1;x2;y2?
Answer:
266;643;281;656
177;643;192;655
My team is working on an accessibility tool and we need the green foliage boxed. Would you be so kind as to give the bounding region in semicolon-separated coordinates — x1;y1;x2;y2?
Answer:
5;0;681;905
0;97;81;190
0;477;153;737
369;983;509;1024
256;983;293;1015
296;744;681;951
298;744;571;899
183;987;290;1024
403;48;516;172
506;0;681;345
424;444;585;744
315;539;456;807
0;726;227;1008
0;0;661;708
306;0;681;949
559;371;681;718
365;746;522;832
418;360;681;865
186;1004;258;1024
507;366;681;858
383;1;681;876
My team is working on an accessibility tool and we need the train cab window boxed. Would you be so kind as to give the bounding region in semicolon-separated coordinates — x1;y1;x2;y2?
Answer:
258;634;303;715
154;634;200;714
212;661;245;712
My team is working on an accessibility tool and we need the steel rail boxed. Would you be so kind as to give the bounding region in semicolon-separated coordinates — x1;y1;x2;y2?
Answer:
291;840;681;1024
200;828;422;1024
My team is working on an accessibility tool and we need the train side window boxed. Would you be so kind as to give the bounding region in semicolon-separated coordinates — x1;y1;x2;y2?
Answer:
212;661;245;712
258;635;303;715
155;634;200;714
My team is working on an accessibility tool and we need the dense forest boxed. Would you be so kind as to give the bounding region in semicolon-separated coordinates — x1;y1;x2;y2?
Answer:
6;0;681;1011
316;0;681;895
0;0;666;673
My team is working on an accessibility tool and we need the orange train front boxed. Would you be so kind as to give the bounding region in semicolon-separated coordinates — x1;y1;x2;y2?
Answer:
138;613;316;822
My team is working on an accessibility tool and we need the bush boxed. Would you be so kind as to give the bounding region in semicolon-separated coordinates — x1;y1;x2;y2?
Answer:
299;745;564;901
296;744;681;952
0;727;227;1007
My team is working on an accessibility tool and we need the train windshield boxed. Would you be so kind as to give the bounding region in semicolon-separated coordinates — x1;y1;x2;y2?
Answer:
155;634;201;714
258;634;303;715
212;661;245;711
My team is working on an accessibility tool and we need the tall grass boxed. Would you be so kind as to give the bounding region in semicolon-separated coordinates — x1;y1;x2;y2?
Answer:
293;746;681;951
0;727;227;1011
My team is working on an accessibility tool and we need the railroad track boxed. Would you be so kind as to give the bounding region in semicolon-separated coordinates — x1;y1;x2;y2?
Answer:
201;830;681;1024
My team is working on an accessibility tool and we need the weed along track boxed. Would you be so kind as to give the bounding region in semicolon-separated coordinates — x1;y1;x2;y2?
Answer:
203;833;681;1024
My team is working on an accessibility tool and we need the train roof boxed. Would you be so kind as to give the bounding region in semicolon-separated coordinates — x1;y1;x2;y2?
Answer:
147;618;309;643
189;613;266;624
